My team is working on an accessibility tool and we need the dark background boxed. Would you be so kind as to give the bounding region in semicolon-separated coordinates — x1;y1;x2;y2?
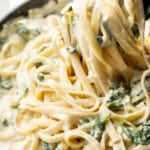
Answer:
143;0;150;19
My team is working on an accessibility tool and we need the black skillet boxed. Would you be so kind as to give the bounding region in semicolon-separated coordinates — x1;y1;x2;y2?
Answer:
0;0;57;30
0;0;149;30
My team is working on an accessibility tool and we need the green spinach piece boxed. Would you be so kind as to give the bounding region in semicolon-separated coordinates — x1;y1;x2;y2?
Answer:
0;81;12;90
41;141;50;150
2;118;8;127
16;23;41;40
41;141;58;150
79;118;90;125
115;120;150;145
96;35;103;45
16;85;28;101
90;114;109;142
66;46;77;54
0;37;7;49
106;82;129;111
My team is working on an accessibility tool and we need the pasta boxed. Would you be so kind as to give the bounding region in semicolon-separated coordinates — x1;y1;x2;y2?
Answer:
0;0;150;149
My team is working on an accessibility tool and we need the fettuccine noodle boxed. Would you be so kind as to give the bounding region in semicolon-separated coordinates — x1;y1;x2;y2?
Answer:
0;0;150;149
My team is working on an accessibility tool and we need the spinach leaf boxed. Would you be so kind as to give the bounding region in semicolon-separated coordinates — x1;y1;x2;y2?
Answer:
41;141;50;150
96;35;103;45
79;118;90;125
0;81;12;90
107;99;124;110
66;46;77;54
16;23;41;40
131;77;150;98
115;120;150;145
41;141;58;150
1;118;8;127
90;114;109;142
106;82;129;111
109;82;123;90
38;73;45;81
0;37;7;49
38;72;49;81
16;85;28;101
